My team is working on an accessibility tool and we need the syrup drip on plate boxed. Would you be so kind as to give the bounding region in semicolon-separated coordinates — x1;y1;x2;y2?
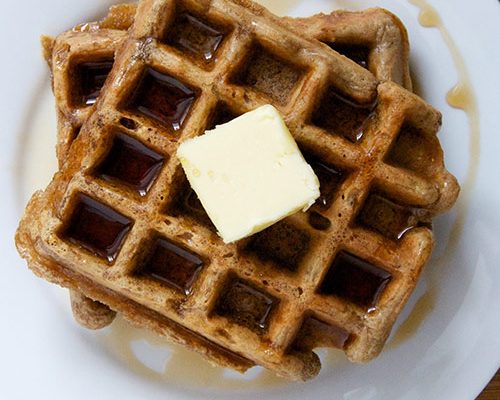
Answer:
408;0;479;192
14;0;480;388
98;316;287;389
390;0;480;348
254;0;302;16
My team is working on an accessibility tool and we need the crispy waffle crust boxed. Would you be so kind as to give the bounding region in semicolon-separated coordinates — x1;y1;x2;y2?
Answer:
45;3;413;164
18;0;459;381
281;9;412;90
44;3;418;332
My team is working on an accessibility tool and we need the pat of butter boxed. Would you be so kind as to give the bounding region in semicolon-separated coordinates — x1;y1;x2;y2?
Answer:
177;104;320;243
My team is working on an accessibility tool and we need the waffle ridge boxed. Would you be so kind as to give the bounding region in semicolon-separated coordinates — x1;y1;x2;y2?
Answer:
47;3;414;164
17;0;459;381
46;2;424;335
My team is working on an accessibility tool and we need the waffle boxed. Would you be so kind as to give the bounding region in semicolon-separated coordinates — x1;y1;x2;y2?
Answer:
17;0;459;381
44;3;416;330
45;3;412;164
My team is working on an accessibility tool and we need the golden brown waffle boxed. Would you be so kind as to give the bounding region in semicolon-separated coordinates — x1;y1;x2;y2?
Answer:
46;3;412;165
46;3;417;331
17;0;459;380
42;4;137;166
281;9;412;90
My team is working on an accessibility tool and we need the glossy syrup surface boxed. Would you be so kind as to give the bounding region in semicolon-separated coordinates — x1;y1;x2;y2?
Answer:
119;117;137;130
215;278;278;332
166;13;225;64
97;132;164;196
76;60;113;106
313;88;376;142
357;193;421;240
320;251;392;309
62;194;132;263
99;316;287;389
170;182;216;230
138;237;204;295
387;0;481;350
128;68;197;131
16;0;482;390
306;155;345;210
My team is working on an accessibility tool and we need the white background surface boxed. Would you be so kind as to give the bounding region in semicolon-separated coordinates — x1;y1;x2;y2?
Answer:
1;0;499;399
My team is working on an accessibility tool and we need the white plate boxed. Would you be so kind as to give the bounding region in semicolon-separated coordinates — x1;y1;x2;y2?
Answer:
1;1;499;399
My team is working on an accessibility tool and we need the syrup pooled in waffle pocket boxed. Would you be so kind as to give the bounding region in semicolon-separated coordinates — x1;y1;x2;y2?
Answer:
46;2;418;330
17;0;459;381
46;3;413;164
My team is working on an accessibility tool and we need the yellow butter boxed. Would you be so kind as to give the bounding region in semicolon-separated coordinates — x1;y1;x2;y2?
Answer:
177;105;320;243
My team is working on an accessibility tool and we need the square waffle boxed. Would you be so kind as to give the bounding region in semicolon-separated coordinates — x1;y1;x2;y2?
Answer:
17;0;459;381
45;3;417;330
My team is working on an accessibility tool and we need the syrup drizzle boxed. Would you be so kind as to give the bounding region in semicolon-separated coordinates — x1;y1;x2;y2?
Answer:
94;3;308;383
77;61;114;106
137;237;204;295
14;0;480;389
97;132;164;196
62;194;133;263
409;0;480;191
320;251;392;309
253;0;301;16
166;13;226;64
98;315;286;389
390;0;480;347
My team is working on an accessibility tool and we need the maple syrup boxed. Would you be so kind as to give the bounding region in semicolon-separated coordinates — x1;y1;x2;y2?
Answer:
387;0;481;349
357;192;420;240
388;289;436;349
165;13;226;65
137;237;204;295
16;0;481;387
127;68;197;132
208;103;239;130
409;0;480;196
305;155;345;210
100;315;288;388
75;60;114;106
320;251;392;309
313;87;377;143
62;194;133;263
119;117;137;130
97;132;164;196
